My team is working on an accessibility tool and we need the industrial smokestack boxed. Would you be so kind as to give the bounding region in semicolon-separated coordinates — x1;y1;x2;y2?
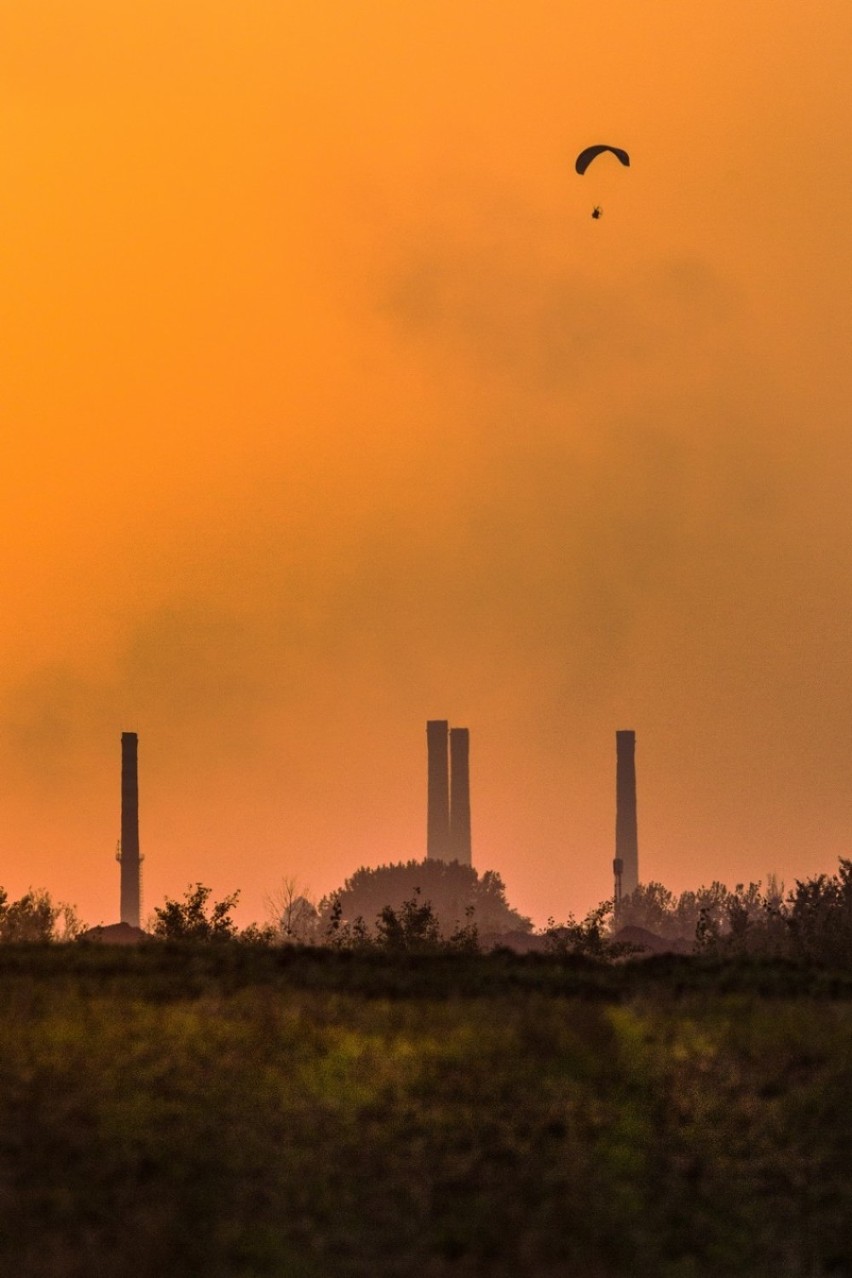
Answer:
426;720;450;860
449;727;472;866
615;730;638;903
119;732;141;928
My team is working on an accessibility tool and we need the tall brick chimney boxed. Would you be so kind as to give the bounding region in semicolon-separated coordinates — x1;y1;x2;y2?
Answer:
119;732;141;927
614;729;638;903
449;727;472;866
426;720;450;860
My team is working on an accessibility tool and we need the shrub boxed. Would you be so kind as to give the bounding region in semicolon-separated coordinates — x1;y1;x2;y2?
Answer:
324;889;480;954
151;883;244;942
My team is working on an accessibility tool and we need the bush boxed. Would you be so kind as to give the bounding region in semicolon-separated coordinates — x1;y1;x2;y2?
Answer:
151;883;271;943
324;889;480;954
544;900;634;960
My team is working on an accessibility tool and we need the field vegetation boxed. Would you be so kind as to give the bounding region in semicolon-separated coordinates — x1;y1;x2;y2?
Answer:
0;942;851;1276
1;861;852;1274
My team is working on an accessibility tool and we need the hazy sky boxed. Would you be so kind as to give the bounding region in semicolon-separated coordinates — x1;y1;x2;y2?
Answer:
2;1;852;928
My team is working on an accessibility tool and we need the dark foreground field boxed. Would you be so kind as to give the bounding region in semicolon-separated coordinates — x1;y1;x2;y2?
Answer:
1;946;851;1277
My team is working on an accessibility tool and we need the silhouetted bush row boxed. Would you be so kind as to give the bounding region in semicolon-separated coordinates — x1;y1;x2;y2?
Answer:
8;857;852;966
612;859;852;964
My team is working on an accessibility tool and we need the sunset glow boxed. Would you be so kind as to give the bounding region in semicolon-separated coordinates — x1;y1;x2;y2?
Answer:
2;1;852;928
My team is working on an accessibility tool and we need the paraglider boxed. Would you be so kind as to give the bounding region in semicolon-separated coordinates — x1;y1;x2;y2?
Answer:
574;145;630;175
575;145;630;220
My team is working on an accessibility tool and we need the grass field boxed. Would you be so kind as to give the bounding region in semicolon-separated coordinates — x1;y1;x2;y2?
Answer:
1;945;851;1276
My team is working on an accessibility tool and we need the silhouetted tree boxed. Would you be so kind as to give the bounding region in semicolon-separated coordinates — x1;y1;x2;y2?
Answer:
615;879;764;945
614;882;678;936
781;859;852;964
323;896;369;950
0;887;83;942
544;900;626;959
672;882;733;940
152;883;244;941
266;878;320;944
318;860;531;941
375;888;441;952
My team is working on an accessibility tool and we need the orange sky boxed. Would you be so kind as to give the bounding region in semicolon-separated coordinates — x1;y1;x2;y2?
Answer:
2;1;852;928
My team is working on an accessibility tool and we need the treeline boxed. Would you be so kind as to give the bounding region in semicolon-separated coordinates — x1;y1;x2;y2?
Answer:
0;861;529;950
146;861;529;952
6;857;852;965
614;860;852;964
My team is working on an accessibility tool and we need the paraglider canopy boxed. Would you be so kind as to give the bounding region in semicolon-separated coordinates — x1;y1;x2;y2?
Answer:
575;145;630;176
